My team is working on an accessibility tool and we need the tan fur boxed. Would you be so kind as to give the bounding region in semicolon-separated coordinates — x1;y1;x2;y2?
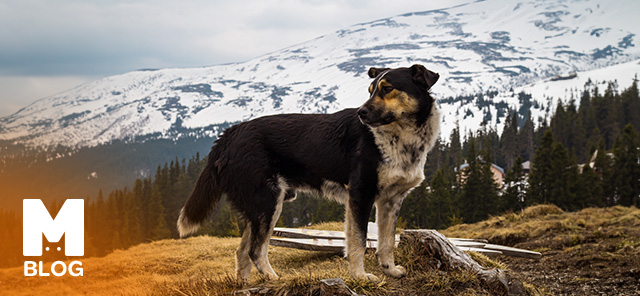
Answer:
235;223;253;282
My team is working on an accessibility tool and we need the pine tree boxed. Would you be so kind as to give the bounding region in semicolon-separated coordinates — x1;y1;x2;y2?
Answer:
578;162;603;208
447;124;464;169
149;184;171;240
460;140;499;223
613;124;640;207
551;100;569;147
593;140;615;206
619;76;640;132
548;142;578;210
500;110;517;171
528;129;554;205
502;155;526;212
425;169;456;229
106;192;122;250
125;189;142;246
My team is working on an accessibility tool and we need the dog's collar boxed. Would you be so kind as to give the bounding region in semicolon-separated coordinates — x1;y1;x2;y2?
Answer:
370;70;390;100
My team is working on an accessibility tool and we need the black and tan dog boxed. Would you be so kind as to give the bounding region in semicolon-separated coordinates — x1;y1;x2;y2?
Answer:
177;64;441;282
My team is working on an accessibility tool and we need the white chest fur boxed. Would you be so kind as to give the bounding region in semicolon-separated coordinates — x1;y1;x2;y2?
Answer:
370;104;441;201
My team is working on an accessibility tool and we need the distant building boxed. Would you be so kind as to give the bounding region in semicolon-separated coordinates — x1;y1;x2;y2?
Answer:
456;162;506;187
521;160;531;175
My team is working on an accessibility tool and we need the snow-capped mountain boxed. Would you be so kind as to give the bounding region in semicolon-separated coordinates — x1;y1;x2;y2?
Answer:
1;0;639;148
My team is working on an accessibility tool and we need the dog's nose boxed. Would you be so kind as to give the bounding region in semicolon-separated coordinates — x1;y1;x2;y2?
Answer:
357;107;370;119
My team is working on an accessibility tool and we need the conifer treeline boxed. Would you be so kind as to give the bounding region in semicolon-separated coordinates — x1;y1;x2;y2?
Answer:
401;78;640;229
0;78;638;268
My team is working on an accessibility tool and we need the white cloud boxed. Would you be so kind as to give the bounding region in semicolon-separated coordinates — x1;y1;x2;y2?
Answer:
0;0;467;114
0;75;96;117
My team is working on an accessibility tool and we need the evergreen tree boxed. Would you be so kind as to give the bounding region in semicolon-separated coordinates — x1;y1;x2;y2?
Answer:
125;189;142;246
551;100;569;148
593;140;615;206
428;169;457;229
619;76;640;132
578;162;604;208
613;124;640;207
518;114;535;161
149;167;171;240
548;142;578;210
502;155;526;212
459;140;499;223
528;129;554;205
105;192;122;250
500;110;517;171
444;124;464;172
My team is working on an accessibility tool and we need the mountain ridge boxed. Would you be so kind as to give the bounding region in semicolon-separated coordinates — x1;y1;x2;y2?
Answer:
1;0;639;148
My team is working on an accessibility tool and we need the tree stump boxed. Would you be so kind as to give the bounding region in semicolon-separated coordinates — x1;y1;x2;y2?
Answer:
399;229;525;296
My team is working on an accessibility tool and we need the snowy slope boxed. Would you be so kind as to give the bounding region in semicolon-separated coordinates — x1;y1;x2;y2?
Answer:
1;0;639;148
437;59;640;138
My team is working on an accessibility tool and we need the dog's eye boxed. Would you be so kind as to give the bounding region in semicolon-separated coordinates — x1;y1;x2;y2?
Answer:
381;86;394;94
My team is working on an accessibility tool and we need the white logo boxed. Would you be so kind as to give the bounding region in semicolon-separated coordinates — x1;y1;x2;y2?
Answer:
23;199;84;277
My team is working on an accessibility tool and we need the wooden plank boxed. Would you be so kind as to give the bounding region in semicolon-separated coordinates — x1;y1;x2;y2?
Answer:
274;228;486;246
271;227;540;260
449;238;490;244
274;227;489;244
270;237;377;252
273;227;381;241
482;244;542;259
449;241;486;248
270;237;501;257
457;247;503;256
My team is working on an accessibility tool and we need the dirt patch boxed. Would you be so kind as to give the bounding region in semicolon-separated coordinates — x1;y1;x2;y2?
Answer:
443;205;640;295
503;243;640;295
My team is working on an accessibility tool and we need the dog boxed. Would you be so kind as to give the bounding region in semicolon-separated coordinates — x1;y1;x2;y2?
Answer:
177;64;441;282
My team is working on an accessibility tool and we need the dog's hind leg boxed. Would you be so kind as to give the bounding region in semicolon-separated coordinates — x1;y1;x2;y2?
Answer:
375;197;407;278
248;179;286;280
235;222;253;282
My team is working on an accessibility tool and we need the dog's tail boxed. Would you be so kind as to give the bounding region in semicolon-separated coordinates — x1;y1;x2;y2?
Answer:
177;155;224;238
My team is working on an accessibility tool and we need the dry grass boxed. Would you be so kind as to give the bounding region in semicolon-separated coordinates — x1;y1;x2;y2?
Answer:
441;205;640;252
0;233;515;296
10;205;633;295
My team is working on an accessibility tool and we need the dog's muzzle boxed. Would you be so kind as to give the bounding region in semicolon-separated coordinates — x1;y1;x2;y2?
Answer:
358;106;394;127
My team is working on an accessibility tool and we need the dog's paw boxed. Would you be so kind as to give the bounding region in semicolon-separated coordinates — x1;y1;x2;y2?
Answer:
363;273;381;282
353;272;380;282
262;272;280;281
383;265;407;278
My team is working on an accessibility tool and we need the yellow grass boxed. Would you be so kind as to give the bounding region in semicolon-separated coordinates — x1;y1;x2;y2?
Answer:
0;233;509;295
8;206;623;295
441;205;640;250
0;236;241;295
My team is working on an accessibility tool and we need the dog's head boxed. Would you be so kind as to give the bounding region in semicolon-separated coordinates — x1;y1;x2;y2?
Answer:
357;64;439;128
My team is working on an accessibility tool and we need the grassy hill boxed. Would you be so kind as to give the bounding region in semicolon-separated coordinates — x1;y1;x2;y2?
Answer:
1;205;638;295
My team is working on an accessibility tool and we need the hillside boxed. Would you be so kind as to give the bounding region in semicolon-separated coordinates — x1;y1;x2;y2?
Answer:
1;205;638;295
1;0;639;212
442;205;640;295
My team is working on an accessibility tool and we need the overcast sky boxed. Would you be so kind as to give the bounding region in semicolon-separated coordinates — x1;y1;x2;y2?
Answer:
0;0;467;117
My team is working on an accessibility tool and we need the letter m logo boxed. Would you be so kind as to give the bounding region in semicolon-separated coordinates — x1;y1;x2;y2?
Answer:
23;199;84;256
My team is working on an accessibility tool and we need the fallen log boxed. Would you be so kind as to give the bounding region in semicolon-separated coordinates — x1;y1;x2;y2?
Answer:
400;229;525;296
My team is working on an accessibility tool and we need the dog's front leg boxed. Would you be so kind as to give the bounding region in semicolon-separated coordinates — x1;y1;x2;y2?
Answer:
345;193;378;282
375;197;406;278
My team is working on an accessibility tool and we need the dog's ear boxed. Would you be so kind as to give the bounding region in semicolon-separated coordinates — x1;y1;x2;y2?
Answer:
410;64;439;90
368;67;391;78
